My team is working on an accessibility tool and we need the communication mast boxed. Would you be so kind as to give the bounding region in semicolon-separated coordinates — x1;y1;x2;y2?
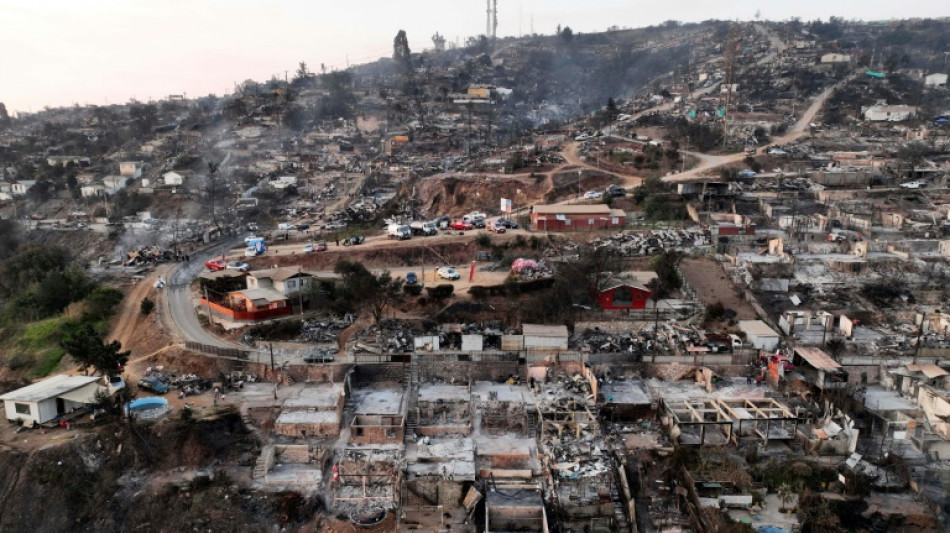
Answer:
486;0;498;41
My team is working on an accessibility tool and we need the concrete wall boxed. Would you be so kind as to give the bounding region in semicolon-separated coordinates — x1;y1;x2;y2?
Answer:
404;478;465;507
350;415;404;445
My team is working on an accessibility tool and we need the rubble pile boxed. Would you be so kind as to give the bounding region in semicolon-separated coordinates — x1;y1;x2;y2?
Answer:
144;368;214;396
124;246;175;266
592;229;711;256
510;258;554;279
359;319;422;352
298;315;356;343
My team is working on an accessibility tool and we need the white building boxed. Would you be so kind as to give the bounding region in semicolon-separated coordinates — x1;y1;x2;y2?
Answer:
270;176;298;190
1;375;103;425
11;180;36;196
522;324;569;351
738;320;781;351
163;171;185;186
119;161;145;178
863;105;917;122
102;175;129;193
925;73;948;88
81;184;106;198
820;53;851;64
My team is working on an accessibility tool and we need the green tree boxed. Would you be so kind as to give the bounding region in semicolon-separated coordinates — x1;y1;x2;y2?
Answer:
648;251;683;299
334;260;403;324
62;324;130;376
140;297;155;316
83;287;124;320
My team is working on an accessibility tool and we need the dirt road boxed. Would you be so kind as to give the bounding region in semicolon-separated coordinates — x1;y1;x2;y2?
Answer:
109;265;172;353
680;258;757;320
660;83;837;184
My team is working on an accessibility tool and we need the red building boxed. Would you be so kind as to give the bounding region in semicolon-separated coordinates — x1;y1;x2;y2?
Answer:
596;284;652;310
531;204;626;231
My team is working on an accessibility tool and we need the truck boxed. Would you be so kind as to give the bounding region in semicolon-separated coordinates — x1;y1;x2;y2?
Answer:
462;212;487;224
387;224;412;240
245;238;266;257
410;220;438;236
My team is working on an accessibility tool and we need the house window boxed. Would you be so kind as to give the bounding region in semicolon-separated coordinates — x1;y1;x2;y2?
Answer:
612;287;634;307
14;403;30;415
286;280;297;289
386;428;397;439
355;427;364;437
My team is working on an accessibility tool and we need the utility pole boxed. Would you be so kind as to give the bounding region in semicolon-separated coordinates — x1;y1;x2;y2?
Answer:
914;312;926;365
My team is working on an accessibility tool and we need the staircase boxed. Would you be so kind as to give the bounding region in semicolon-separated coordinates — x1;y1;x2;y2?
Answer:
253;445;274;479
609;478;632;531
404;358;420;435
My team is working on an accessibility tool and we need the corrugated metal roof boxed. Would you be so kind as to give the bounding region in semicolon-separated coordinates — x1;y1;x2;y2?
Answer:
793;347;842;371
906;364;949;379
522;324;569;337
738;320;779;337
0;375;101;403
532;204;612;215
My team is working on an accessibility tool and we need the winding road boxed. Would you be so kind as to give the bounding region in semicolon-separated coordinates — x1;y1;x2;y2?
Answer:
163;238;245;349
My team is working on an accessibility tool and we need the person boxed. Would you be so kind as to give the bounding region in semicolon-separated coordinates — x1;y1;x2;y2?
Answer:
336;238;340;246
756;374;763;387
747;374;753;385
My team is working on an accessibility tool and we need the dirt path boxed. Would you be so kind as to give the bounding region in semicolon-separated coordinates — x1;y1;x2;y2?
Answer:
110;265;172;350
661;83;838;184
679;257;758;320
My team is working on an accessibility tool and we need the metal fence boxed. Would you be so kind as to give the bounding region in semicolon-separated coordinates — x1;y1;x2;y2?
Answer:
185;341;251;360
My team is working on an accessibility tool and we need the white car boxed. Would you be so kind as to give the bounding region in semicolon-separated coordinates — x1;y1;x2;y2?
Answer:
583;190;603;200
437;267;461;280
900;181;926;189
227;261;250;272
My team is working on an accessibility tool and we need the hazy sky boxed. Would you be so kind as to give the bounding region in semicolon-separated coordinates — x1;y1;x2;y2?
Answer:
2;0;948;113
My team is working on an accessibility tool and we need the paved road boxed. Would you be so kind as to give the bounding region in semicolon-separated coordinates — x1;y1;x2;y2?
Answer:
164;237;244;349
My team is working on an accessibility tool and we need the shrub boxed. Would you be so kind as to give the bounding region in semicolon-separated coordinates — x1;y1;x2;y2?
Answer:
426;284;454;300
475;233;492;247
140;297;155;316
513;235;527;248
704;301;726;322
404;284;422;296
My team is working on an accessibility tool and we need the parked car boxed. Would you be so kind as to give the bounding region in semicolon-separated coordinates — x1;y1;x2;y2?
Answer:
295;223;310;231
343;235;364;246
304;242;328;253
583;190;603;200
204;259;226;272
606;185;626;198
405;271;419;285
138;377;169;394
489;221;507;233
450;220;474;231
226;261;250;272
437;266;461;280
303;349;335;363
900;180;926;189
498;219;519;229
472;219;486;229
